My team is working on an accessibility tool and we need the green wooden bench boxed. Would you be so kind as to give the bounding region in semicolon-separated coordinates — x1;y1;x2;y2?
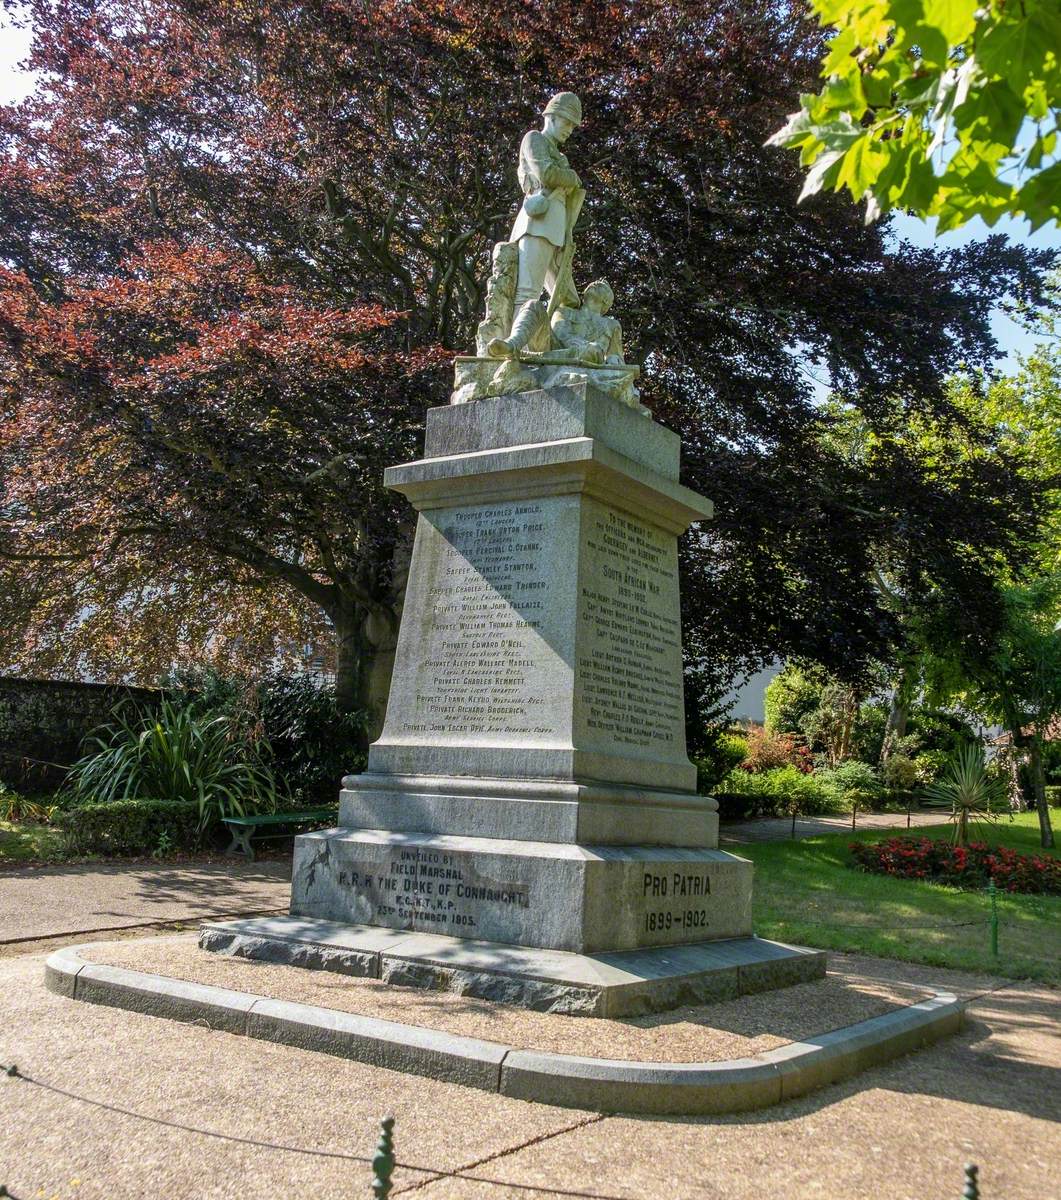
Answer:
222;809;338;861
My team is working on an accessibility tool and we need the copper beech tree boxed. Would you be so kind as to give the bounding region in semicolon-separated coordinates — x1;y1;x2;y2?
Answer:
0;245;438;731
0;0;1053;740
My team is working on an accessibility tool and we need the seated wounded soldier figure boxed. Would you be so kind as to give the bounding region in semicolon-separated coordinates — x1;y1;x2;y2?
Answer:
550;281;625;365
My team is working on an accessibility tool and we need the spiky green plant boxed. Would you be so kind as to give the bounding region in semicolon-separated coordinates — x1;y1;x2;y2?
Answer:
922;745;1008;847
0;784;51;823
65;698;278;832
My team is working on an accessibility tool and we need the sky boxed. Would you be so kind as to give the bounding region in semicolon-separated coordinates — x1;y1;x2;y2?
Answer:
889;212;1061;373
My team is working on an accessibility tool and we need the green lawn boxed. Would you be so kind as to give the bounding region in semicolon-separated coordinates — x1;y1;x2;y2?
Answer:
741;812;1061;984
0;819;66;865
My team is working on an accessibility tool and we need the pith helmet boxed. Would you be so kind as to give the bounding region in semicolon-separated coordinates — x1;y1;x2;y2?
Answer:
544;91;582;126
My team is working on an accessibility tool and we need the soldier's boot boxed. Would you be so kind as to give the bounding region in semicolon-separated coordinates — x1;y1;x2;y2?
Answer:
486;300;548;359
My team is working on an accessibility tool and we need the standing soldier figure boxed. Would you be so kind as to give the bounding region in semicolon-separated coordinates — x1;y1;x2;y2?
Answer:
487;91;583;359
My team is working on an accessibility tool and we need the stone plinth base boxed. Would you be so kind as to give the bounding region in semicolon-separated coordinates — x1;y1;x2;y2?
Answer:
200;915;826;1018
291;829;752;955
339;773;718;847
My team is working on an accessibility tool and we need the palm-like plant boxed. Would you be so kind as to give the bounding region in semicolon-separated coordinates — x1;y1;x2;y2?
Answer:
66;698;278;831
922;745;1008;846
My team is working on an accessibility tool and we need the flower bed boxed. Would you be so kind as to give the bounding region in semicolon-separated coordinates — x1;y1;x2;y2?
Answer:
850;837;1061;895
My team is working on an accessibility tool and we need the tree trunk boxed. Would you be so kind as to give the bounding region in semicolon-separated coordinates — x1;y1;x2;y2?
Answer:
840;695;856;762
880;663;914;763
1028;736;1055;850
333;602;400;749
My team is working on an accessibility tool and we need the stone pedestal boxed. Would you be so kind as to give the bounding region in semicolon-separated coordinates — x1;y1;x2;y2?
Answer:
209;385;824;1010
292;831;752;954
290;384;753;948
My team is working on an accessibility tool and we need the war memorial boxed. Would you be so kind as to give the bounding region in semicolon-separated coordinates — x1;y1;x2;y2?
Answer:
44;92;965;1119
199;90;827;1014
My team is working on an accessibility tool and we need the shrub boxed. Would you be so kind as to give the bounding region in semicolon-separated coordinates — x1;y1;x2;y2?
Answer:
693;731;748;793
254;673;366;803
912;748;949;784
849;701;889;764
56;798;204;856
711;792;757;821
165;668;365;804
818;760;884;809
65;697;277;830
923;745;1007;846
719;765;846;816
883;753;919;792
0;783;53;823
739;726;811;774
850;836;1061;895
763;663;824;733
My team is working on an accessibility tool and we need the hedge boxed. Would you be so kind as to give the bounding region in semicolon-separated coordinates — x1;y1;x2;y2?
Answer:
715;765;850;816
56;798;207;856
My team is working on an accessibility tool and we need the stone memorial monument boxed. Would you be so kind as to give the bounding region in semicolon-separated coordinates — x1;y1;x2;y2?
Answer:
202;92;825;1015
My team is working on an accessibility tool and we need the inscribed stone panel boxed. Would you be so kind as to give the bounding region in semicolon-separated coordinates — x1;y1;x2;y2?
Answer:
573;497;688;766
378;496;579;748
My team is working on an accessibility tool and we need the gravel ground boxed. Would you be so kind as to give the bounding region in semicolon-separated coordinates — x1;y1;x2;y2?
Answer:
83;933;939;1062
0;943;1056;1199
0;860;291;943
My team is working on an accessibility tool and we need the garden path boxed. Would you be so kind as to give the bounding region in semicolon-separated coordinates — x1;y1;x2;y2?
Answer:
0;859;291;944
0;941;1055;1199
720;811;946;843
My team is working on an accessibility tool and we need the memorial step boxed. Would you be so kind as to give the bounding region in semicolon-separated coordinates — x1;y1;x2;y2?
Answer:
200;914;826;1018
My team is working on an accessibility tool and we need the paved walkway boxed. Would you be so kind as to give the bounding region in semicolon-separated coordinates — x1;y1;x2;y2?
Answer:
0;943;1055;1199
720;811;945;843
0;860;291;944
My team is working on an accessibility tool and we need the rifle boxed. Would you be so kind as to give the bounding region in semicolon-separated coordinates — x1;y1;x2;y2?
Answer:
546;187;585;319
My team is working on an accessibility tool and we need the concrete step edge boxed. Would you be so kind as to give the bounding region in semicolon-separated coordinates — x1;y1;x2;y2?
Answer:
43;944;964;1116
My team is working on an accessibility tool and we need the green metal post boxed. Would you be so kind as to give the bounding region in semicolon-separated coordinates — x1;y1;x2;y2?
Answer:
988;880;999;957
963;1162;979;1199
372;1116;396;1200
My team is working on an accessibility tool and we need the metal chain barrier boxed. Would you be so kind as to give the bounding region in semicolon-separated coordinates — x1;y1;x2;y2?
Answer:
0;1063;621;1199
1;1062;987;1198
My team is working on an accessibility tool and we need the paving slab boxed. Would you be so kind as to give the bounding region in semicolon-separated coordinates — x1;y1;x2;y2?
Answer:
410;981;1060;1199
47;936;964;1116
0;859;291;942
0;951;578;1200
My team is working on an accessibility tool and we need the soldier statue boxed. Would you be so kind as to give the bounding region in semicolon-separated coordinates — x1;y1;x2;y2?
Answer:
509;90;583;307
456;91;645;413
486;91;584;359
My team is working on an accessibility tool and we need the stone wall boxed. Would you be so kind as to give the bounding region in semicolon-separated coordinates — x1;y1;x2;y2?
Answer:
0;677;160;792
